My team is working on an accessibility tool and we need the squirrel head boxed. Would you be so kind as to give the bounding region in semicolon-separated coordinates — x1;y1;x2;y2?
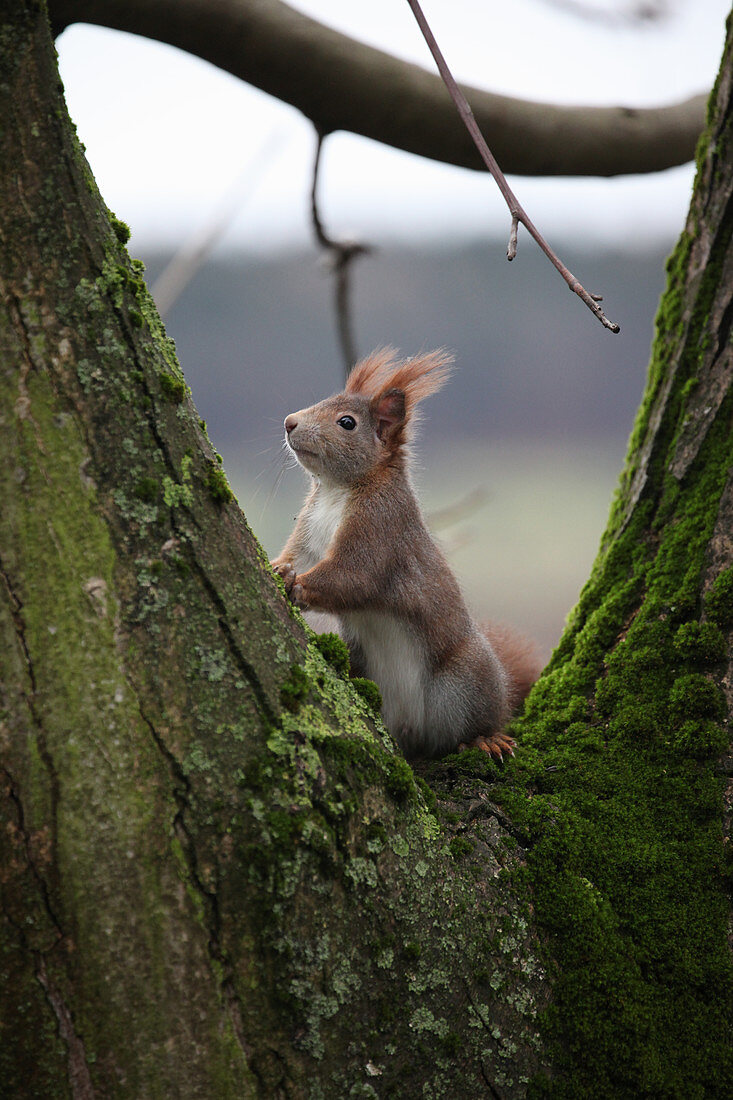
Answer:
283;348;453;486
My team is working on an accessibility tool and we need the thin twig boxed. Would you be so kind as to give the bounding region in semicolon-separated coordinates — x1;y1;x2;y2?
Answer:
310;128;373;377
405;0;620;334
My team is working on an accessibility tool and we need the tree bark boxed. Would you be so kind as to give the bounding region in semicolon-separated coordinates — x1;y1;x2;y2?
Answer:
1;3;732;1099
495;15;733;1092
49;0;708;178
0;4;548;1096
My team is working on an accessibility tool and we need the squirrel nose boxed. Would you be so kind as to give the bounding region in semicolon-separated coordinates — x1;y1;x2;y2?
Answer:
284;414;298;435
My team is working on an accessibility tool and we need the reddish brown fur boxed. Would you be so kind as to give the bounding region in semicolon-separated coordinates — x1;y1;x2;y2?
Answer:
482;623;544;710
346;347;453;455
346;346;453;404
272;347;541;758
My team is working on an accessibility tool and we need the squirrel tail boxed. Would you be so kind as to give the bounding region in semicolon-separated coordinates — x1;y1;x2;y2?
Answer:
482;622;544;713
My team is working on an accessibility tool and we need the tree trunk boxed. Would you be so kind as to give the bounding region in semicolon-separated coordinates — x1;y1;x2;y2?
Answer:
0;3;731;1099
0;5;548;1096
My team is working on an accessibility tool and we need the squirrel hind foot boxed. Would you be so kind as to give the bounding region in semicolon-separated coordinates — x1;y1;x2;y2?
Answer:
458;731;516;762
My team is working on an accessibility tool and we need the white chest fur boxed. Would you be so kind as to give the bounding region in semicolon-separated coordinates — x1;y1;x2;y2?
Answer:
341;610;427;736
302;482;350;566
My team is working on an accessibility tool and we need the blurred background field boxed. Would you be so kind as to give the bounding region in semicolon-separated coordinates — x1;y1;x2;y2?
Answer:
233;434;623;659
140;241;668;658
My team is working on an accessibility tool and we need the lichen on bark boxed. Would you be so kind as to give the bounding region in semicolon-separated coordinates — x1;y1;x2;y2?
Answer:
1;4;549;1096
2;2;733;1097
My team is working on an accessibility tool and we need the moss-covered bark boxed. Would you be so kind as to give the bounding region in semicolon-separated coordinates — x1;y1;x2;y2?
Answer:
0;4;547;1096
1;3;732;1098
480;14;733;1097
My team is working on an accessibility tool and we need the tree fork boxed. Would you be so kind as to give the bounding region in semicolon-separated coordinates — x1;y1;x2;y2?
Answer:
2;2;733;1098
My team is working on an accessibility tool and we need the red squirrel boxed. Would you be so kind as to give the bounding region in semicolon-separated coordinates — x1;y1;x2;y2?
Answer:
271;348;541;759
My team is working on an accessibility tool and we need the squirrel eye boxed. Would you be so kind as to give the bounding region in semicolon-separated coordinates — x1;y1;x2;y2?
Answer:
337;415;356;431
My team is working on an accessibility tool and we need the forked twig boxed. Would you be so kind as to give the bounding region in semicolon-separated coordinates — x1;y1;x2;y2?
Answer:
310;128;373;376
405;0;620;333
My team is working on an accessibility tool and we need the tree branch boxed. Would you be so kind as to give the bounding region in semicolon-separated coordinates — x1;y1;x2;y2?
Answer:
51;0;707;178
405;0;620;332
309;128;371;377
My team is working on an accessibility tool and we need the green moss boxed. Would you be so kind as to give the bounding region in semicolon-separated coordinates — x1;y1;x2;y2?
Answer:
673;620;727;664
159;371;187;404
672;719;728;758
669;673;726;721
680;376;699;401
705;565;733;626
383;756;415;802
313;632;350;677
350;677;382;714
448;836;473;861
494;117;733;1093
110;213;131;244
606;701;666;744
280;664;310;713
438;746;501;781
205;461;233;505
414;775;437;814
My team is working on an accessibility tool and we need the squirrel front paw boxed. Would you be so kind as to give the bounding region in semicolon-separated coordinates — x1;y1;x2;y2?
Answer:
271;560;297;596
290;582;310;611
271;561;311;610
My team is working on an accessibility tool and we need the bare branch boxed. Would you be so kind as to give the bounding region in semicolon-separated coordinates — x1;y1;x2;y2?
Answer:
537;0;671;26
309;129;372;377
405;0;620;333
51;0;706;179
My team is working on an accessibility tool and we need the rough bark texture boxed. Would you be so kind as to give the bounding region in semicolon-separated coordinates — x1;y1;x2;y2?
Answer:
0;5;548;1097
1;3;732;1099
488;18;733;1094
48;0;707;178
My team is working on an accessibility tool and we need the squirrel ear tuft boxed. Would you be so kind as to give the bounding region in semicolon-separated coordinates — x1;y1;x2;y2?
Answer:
346;348;453;409
386;350;454;407
373;388;406;441
345;347;399;396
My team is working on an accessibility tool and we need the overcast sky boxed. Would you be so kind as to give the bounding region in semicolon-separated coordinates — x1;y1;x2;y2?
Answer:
56;0;730;255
